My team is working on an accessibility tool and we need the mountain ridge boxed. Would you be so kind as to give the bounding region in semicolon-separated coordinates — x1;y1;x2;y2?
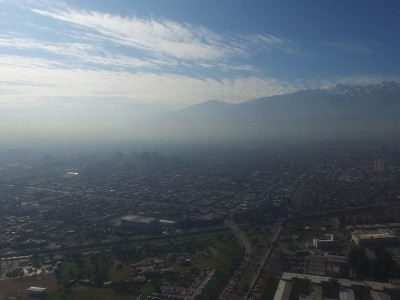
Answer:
150;81;400;141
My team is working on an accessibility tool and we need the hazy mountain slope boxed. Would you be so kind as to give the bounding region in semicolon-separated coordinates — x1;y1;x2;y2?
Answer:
150;82;400;141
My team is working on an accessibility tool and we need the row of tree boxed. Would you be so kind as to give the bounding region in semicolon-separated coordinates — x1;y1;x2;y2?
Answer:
348;246;396;281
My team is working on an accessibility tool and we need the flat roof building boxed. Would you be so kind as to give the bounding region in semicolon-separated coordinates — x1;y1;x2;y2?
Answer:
273;280;292;300
352;231;398;247
313;234;334;249
27;286;47;295
339;287;355;300
121;215;161;233
370;290;392;300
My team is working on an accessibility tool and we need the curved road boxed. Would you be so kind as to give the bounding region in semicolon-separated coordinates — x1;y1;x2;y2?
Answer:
219;218;252;300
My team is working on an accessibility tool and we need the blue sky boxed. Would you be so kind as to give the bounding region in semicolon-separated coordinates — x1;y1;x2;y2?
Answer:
0;0;399;109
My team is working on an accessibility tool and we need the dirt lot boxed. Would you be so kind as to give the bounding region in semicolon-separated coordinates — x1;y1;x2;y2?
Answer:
0;274;58;299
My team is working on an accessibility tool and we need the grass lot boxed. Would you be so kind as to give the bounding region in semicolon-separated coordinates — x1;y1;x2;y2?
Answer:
140;282;154;296
283;219;333;239
45;285;135;300
61;256;95;282
171;251;215;273
0;275;58;298
108;264;131;282
198;238;242;299
61;252;113;284
191;252;215;269
287;240;300;251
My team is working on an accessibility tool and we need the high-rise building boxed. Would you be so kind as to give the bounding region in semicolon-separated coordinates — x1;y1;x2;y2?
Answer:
374;159;385;172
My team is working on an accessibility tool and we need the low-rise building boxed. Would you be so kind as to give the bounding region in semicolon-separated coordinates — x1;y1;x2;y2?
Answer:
27;286;47;295
121;215;161;233
339;287;355;300
313;234;334;249
351;231;398;247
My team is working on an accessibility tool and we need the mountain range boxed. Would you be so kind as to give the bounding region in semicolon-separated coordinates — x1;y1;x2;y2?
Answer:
151;81;400;142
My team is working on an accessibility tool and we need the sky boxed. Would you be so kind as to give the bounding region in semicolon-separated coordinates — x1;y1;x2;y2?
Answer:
0;0;400;147
1;0;399;110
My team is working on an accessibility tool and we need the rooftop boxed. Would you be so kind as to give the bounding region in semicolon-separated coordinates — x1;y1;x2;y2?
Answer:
121;215;158;224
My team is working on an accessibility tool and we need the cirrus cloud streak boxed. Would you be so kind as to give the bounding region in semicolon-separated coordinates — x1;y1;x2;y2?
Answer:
0;54;311;108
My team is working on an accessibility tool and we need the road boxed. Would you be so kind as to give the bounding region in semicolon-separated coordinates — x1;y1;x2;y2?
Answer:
243;220;283;300
219;218;252;300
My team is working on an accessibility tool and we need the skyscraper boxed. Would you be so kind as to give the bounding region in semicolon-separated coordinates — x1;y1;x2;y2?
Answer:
374;159;385;172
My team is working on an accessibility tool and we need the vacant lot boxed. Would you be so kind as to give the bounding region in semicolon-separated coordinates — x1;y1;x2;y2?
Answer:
0;274;58;299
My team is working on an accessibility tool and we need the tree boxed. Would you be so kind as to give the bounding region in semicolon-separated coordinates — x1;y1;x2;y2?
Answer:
54;266;62;291
348;246;369;278
373;247;395;281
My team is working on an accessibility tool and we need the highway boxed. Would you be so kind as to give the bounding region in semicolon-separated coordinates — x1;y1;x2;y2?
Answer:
219;218;252;300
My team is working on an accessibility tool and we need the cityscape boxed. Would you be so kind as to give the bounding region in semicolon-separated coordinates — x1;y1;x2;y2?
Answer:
1;0;400;299
1;141;400;299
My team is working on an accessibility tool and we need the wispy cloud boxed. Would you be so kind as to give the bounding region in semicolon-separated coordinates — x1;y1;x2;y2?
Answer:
328;41;374;55
2;52;397;109
27;2;302;63
0;35;160;69
0;1;311;109
238;33;307;56
217;63;258;72
314;75;400;90
29;6;230;62
0;53;309;107
335;75;400;85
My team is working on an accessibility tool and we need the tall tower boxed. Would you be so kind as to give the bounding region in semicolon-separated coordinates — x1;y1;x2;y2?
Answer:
374;159;385;172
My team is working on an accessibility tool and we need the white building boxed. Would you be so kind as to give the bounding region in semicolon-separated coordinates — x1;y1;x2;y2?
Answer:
27;287;47;295
313;234;334;249
121;215;161;233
